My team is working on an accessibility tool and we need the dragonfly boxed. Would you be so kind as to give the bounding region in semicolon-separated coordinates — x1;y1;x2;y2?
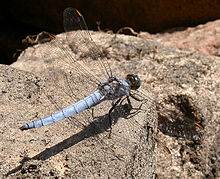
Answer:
19;8;155;153
20;7;148;131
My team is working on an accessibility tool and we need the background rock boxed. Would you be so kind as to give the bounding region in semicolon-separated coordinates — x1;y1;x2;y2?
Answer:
140;19;220;57
2;0;220;64
2;31;220;178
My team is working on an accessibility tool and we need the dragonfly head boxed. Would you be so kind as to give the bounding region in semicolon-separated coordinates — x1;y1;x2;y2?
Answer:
126;74;141;90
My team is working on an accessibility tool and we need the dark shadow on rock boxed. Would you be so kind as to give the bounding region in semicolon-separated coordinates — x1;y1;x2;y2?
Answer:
157;94;203;142
6;103;135;177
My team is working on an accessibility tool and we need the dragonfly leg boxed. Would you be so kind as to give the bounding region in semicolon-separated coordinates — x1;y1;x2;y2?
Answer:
118;96;141;120
108;98;122;138
129;92;144;102
126;96;132;105
122;94;148;119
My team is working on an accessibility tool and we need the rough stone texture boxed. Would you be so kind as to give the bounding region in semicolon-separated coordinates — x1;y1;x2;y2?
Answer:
2;1;220;64
1;32;157;178
140;19;220;57
1;31;220;178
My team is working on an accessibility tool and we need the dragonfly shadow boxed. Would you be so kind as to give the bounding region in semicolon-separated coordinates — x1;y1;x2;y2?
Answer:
6;102;134;177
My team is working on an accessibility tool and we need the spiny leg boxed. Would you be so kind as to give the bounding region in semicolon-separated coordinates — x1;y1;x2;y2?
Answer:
119;96;133;117
123;93;147;118
119;96;131;106
108;98;122;138
126;96;131;105
129;92;144;102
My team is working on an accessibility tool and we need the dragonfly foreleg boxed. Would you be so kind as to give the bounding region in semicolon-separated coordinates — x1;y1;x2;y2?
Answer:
119;96;141;119
124;93;147;119
108;97;122;138
129;92;144;102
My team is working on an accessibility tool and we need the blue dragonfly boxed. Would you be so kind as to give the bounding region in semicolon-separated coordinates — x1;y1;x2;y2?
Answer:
19;8;153;143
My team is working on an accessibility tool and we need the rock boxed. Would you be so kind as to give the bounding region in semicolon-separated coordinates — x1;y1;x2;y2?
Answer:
139;19;220;57
2;31;220;178
3;1;220;64
0;32;157;178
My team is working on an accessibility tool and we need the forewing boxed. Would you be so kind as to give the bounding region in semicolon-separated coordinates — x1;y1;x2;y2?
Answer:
30;30;102;132
63;7;112;80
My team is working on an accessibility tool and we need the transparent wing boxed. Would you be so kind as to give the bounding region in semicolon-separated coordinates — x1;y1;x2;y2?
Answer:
32;7;114;127
63;7;112;80
27;7;157;164
28;9;108;133
37;32;102;86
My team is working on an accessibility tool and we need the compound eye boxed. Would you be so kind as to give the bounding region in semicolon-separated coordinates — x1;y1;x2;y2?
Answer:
126;74;141;90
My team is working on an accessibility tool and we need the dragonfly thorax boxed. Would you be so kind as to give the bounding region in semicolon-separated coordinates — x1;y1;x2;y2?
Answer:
98;76;130;100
